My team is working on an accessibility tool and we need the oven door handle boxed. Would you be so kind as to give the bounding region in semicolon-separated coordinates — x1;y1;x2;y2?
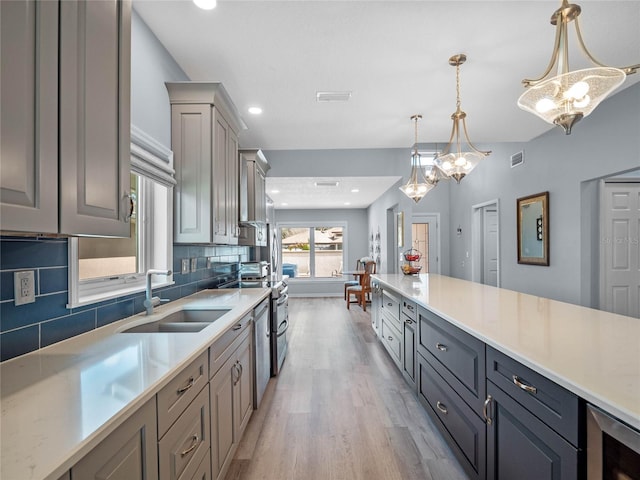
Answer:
276;319;289;336
276;294;288;306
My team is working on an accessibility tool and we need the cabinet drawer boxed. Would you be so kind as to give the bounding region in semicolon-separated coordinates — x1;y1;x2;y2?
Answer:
486;346;582;447
381;289;400;320
210;312;252;378
402;298;417;320
158;351;208;438
381;307;402;333
417;353;486;480
487;381;579;480
159;386;210;480
381;317;402;369
418;306;486;414
191;449;212;480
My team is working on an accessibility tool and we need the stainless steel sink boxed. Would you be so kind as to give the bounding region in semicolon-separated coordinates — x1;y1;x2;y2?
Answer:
121;308;232;333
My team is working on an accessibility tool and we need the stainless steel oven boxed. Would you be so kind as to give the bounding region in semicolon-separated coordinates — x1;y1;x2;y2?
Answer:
587;404;640;480
270;280;288;376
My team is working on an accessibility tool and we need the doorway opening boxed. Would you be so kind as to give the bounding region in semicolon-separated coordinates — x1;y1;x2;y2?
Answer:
411;214;440;274
386;206;398;273
472;200;500;287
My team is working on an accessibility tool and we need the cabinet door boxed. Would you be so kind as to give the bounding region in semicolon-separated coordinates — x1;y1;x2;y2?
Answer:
0;0;58;233
403;316;416;389
226;126;239;245
212;109;229;244
486;382;579;480
72;398;158;480
210;356;236;479
59;0;131;236
172;104;212;243
235;334;253;436
255;166;266;223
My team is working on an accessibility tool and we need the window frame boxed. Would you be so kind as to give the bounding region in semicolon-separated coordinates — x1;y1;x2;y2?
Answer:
67;126;176;308
277;221;347;281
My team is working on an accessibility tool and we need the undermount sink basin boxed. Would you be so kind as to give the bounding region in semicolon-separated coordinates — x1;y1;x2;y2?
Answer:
121;308;232;333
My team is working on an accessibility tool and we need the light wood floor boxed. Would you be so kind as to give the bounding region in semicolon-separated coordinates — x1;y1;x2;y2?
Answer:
225;297;469;480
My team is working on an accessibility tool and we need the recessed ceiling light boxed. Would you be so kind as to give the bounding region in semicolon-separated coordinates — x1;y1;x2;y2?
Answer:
344;202;351;206
248;106;262;115
193;0;216;10
281;203;288;206
271;189;280;194
351;189;360;193
316;91;352;102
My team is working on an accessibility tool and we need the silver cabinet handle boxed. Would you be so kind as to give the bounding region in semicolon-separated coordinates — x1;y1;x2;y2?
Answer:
405;319;413;324
180;435;199;457
436;343;448;352
512;375;537;394
232;323;242;331
387;302;393;307
387;336;393;341
238;362;243;379
233;363;240;386
436;401;448;415
177;376;194;394
483;395;493;425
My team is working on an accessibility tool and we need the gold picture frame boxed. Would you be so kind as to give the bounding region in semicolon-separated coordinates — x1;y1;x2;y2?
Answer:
517;191;549;266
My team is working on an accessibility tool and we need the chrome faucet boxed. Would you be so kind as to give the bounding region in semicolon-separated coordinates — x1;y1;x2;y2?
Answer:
144;269;172;315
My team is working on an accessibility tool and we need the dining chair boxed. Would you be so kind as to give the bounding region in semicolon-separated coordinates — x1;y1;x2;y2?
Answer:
343;258;363;300
346;260;376;311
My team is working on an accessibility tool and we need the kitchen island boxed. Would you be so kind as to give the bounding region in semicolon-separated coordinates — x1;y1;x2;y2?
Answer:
0;288;270;480
372;273;639;430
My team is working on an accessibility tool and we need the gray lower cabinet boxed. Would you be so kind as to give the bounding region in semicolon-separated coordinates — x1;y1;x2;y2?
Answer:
192;450;213;480
72;398;158;480
486;381;579;480
159;386;211;480
1;0;131;236
380;313;402;369
210;328;253;480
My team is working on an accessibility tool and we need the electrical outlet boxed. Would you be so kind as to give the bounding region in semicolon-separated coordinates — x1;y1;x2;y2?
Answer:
14;270;35;306
181;258;190;274
190;257;197;272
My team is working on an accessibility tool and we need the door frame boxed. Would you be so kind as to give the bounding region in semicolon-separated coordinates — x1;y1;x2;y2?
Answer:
472;199;500;287
411;213;441;274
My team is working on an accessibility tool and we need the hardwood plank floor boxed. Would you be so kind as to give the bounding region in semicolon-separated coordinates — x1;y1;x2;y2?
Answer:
225;297;469;480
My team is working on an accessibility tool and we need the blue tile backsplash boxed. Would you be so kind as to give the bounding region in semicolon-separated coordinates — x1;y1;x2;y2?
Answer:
0;236;248;362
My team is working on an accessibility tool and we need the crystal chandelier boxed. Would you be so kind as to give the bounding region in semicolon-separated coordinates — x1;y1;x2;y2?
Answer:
434;54;491;184
517;0;639;135
399;115;435;203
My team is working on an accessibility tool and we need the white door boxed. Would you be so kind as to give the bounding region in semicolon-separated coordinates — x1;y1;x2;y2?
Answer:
482;208;499;287
411;214;440;273
601;182;640;318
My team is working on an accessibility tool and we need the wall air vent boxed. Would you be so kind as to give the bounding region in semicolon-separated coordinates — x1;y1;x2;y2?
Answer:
314;181;339;187
316;91;352;102
510;150;524;168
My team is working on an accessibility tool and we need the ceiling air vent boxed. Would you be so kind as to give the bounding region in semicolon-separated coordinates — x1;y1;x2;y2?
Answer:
510;151;524;168
314;181;339;187
316;91;352;102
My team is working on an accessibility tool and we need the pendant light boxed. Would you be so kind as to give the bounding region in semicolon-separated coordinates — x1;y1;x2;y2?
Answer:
399;115;435;203
434;54;491;184
517;0;639;135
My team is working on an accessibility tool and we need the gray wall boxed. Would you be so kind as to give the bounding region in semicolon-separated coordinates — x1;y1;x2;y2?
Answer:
131;9;189;145
274;208;369;296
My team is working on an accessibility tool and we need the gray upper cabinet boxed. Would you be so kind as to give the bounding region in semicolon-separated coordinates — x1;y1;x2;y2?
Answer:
167;82;244;245
1;0;58;233
1;0;132;236
239;149;270;224
59;0;132;236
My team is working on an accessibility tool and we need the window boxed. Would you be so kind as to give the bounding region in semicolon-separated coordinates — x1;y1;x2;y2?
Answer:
68;127;175;307
280;224;345;279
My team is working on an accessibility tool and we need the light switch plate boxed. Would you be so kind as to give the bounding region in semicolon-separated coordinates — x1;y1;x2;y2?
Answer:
14;270;35;306
181;259;189;274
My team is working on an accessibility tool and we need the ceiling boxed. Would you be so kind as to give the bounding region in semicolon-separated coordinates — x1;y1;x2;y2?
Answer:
134;0;640;207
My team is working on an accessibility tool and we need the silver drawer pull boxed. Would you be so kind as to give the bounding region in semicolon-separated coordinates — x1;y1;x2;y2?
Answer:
180;435;199;457
436;343;448;352
436;401;448;415
387;302;393;307
483;395;493;425
177;376;194;394
232;323;242;331
387;336;393;341
512;375;538;394
405;319;413;325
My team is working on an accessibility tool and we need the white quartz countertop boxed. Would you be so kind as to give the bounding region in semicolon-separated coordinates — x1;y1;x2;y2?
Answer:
372;274;640;431
0;288;270;480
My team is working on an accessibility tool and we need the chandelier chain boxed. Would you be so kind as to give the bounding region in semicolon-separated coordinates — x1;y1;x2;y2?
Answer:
456;63;461;109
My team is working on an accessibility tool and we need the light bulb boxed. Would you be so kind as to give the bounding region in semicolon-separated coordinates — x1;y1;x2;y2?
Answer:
565;81;589;100
455;156;466;167
442;161;452;171
535;98;556;113
573;95;591;108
